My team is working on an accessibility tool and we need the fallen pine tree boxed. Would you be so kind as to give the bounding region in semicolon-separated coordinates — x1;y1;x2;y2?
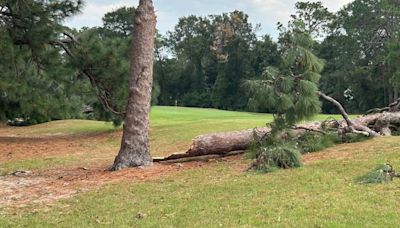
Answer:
153;27;400;164
154;111;400;163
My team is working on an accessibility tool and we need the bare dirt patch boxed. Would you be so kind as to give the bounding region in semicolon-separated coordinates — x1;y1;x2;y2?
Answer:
0;127;204;208
0;131;122;164
0;122;374;210
0;130;361;210
0;158;243;208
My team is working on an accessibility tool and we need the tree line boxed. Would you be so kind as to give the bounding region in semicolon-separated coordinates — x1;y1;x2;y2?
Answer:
1;0;399;125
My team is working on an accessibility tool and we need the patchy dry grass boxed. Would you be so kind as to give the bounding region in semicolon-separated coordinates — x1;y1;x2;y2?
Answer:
0;106;346;175
6;107;395;226
1;137;400;227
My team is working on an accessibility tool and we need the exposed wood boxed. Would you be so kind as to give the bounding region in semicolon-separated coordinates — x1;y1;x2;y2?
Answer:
155;122;321;162
186;128;271;157
389;98;400;112
153;128;270;162
317;91;352;126
318;91;379;137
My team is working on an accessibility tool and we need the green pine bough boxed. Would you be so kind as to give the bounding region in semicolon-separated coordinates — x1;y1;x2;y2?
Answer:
356;164;400;184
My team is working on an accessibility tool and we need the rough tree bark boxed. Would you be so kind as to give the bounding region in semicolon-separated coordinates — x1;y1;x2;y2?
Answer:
153;128;271;162
110;0;156;171
154;121;322;162
155;112;400;163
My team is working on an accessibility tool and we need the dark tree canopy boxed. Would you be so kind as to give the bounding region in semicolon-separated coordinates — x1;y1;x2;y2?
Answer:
101;6;135;38
0;0;85;123
1;0;400;125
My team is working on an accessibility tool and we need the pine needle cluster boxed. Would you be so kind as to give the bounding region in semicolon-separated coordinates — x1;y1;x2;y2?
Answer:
246;20;326;172
356;164;399;184
248;140;301;173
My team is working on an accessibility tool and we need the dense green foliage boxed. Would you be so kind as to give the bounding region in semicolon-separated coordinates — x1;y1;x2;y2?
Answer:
162;11;274;110
248;129;371;173
244;17;328;172
247;128;371;173
1;0;400;123
0;0;86;123
247;21;324;129
250;141;302;173
319;0;400;112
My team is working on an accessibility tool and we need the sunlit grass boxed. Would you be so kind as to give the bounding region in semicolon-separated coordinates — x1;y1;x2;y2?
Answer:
0;107;351;175
2;137;400;226
0;119;118;137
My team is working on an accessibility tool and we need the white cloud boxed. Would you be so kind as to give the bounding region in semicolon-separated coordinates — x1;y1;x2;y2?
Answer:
323;0;353;11
239;0;353;37
65;0;137;28
65;0;354;37
247;0;352;13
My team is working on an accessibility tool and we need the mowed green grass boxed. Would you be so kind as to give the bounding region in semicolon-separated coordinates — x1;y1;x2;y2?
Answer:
2;137;400;227
150;106;350;154
0;119;118;137
1;107;399;226
0;106;348;137
0;106;351;176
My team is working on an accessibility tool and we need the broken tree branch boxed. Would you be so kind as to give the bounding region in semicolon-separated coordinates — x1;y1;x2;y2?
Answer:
317;91;379;137
292;126;327;135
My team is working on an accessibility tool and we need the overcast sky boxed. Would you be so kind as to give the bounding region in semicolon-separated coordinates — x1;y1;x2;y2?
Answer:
65;0;353;38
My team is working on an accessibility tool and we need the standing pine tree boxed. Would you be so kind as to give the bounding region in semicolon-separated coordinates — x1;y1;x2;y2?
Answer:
109;0;156;170
246;20;325;172
248;20;324;131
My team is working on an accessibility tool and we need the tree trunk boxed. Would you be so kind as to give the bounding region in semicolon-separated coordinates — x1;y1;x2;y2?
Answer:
154;122;323;162
110;0;156;171
154;112;400;163
153;128;270;162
